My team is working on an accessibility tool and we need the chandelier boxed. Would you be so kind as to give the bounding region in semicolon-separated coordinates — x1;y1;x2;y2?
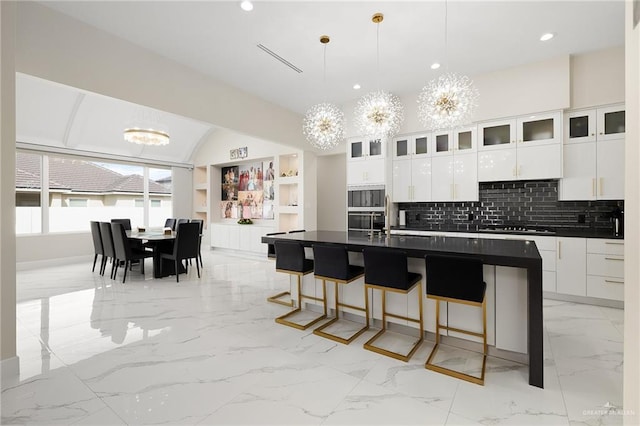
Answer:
123;128;170;146
354;13;404;142
417;1;478;130
303;35;345;150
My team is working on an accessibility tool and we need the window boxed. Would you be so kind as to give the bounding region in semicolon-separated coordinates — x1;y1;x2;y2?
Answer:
16;151;173;234
68;198;88;207
15;152;42;234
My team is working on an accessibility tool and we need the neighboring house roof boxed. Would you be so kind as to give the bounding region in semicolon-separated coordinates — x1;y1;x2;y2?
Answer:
15;154;171;194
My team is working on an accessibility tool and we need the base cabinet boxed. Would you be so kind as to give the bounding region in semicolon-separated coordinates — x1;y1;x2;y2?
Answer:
556;237;587;296
495;266;528;354
211;223;274;254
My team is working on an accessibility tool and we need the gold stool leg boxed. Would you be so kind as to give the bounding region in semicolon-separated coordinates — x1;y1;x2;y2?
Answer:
313;279;368;345
276;273;327;331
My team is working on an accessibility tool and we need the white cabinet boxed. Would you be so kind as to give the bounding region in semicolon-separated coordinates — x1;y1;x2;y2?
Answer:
392;134;431;202
556;237;586;296
478;111;562;181
495;266;528;354
211;223;274;254
431;153;478;201
586;239;624;301
392;157;432;202
560;105;625;201
348;138;386;186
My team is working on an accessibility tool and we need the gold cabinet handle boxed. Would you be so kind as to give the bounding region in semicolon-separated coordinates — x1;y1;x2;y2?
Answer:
558;240;561;259
599;177;604;196
605;242;624;245
605;279;624;284
592;178;596;197
605;257;624;261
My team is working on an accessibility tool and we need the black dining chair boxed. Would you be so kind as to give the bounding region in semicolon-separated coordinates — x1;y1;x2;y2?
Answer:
190;219;204;268
99;222;117;278
90;221;104;273
111;222;153;283
164;218;177;230
111;218;132;230
176;218;190;229
159;222;200;282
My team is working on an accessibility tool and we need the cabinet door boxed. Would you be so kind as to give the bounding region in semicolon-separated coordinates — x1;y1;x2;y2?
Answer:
517;111;561;147
478;119;516;151
596;138;625;200
393;136;411;159
392;159;412;202
432;130;453;156
516;143;562;180
413;134;430;158
596;105;625;141
348;139;365;161
477;148;516;182
363;157;385;185
565;109;596;144
431;156;454;201
411;157;432;201
559;142;597;200
454;126;477;154
453;153;478;201
347;161;368;185
367;140;385;159
495;266;528;354
556;237;586;296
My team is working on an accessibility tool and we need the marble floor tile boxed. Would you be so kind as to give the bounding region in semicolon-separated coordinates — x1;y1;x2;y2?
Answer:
1;250;624;425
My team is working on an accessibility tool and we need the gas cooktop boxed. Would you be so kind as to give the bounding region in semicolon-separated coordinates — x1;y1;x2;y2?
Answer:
477;225;556;235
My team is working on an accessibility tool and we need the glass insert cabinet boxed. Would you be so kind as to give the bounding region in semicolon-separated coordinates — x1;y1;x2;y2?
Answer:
564;104;625;144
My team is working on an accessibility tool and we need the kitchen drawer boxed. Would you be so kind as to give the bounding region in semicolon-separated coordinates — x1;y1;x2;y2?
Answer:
587;275;624;301
587;238;624;256
586;253;624;278
527;236;556;251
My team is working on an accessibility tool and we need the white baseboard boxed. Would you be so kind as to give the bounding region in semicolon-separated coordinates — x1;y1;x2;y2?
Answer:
16;255;92;271
1;356;20;379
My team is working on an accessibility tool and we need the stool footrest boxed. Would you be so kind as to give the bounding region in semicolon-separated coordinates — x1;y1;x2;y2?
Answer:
364;329;423;362
267;291;293;307
313;317;368;345
384;312;422;324
275;309;326;330
438;324;484;339
425;343;486;385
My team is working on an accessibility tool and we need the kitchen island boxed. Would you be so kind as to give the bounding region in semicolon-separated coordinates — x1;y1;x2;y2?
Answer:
262;230;543;388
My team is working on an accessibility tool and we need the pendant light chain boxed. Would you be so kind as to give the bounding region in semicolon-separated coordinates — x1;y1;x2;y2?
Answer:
444;0;449;73
376;22;380;90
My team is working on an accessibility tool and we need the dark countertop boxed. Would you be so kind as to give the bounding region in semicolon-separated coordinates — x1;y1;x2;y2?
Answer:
262;230;542;267
392;225;624;240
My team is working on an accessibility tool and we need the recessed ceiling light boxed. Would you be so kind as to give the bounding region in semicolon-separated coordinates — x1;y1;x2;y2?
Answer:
240;1;253;11
353;84;361;90
540;33;554;42
431;63;441;70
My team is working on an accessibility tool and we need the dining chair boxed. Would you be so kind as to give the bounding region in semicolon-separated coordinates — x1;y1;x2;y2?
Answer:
111;218;132;230
176;218;190;229
111;223;154;283
164;218;177;230
160;222;200;282
99;222;117;278
190;219;204;268
90;221;104;273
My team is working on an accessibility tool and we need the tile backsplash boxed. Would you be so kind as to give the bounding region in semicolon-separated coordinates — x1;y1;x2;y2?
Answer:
398;180;623;231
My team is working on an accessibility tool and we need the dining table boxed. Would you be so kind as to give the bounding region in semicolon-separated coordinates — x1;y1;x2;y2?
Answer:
127;228;183;278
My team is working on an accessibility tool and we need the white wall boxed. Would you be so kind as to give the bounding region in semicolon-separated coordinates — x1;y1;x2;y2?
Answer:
317;154;347;231
624;3;639;424
16;233;91;267
0;1;17;365
571;46;625;109
172;167;193;220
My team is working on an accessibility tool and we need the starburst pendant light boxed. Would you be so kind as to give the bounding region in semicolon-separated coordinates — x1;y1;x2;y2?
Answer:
354;13;404;142
417;1;478;130
303;35;345;150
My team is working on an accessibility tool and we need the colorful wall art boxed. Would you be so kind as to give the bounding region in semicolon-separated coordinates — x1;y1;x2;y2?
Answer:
220;160;275;220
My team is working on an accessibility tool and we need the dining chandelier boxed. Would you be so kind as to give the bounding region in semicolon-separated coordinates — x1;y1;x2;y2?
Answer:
124;109;170;146
123;128;170;146
417;1;478;130
303;35;345;150
354;13;404;142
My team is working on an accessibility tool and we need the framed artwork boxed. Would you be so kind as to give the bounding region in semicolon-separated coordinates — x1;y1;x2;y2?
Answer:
221;166;239;201
230;149;238;160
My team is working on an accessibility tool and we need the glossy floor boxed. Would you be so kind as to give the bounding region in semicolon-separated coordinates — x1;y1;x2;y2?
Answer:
2;251;624;425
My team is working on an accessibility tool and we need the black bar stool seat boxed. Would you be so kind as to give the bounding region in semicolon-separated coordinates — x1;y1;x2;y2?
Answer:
273;240;327;330
425;254;488;385
362;247;424;362
312;243;367;345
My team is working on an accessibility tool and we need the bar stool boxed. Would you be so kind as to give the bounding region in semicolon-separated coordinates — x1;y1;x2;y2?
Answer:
424;254;487;385
362;247;423;362
265;232;291;306
312;243;367;344
273;240;327;330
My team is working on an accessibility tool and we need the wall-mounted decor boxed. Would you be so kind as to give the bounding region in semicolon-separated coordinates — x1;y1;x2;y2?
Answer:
238;147;248;158
230;149;238;160
221;166;239;201
220;160;274;220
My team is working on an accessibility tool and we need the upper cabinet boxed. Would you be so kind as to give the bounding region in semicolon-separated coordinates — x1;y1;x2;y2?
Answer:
565;104;625;144
478;111;562;181
392;133;430;159
560;104;625;201
347;137;386;186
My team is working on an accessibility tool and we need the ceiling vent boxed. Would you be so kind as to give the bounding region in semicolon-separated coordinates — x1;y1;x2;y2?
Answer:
256;43;303;73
